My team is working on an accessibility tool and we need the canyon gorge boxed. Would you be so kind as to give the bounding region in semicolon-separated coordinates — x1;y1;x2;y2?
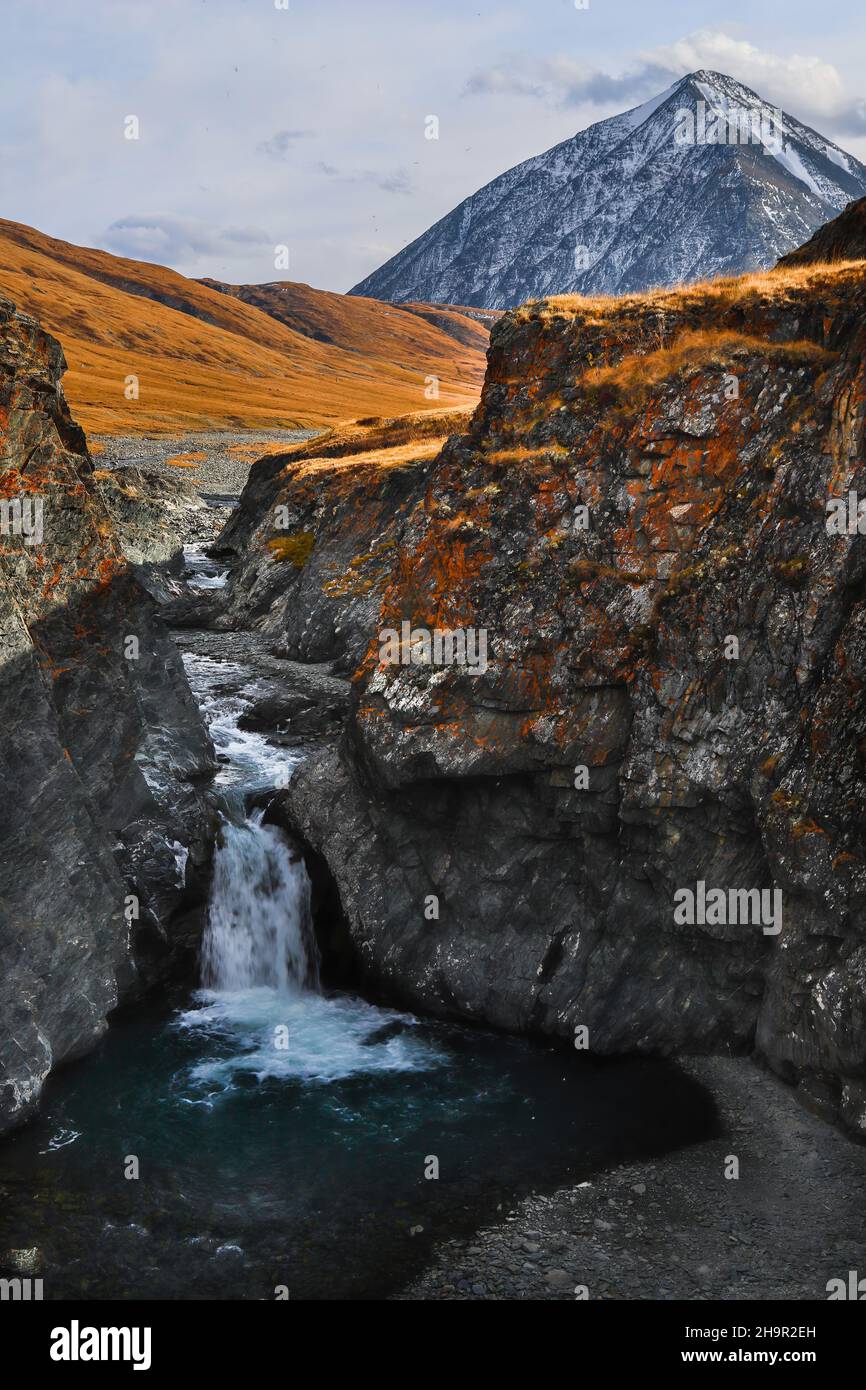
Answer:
3;201;866;1302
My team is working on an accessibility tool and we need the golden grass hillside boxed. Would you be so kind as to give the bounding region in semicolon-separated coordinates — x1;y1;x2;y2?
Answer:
260;407;472;465
516;258;866;326
245;411;472;519
0;219;489;436
200;278;496;358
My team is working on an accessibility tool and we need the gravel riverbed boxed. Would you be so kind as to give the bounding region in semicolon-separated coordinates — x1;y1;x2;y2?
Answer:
396;1057;866;1300
92;428;318;504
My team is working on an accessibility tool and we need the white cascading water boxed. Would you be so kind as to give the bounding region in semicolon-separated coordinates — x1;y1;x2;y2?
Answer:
202;809;319;995
178;649;444;1091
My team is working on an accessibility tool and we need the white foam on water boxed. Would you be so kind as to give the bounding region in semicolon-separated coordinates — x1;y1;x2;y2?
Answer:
39;1127;82;1154
175;987;445;1095
183;543;229;590
182;652;297;790
180;627;445;1100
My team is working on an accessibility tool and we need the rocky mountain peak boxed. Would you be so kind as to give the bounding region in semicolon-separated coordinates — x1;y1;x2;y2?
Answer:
351;71;866;308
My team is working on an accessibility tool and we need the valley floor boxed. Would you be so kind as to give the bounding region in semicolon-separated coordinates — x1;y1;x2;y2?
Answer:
92;427;318;503
396;1056;866;1300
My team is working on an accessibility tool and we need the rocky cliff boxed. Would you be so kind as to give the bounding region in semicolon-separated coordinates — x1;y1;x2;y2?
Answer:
0;296;214;1133
229;257;866;1137
214;411;472;672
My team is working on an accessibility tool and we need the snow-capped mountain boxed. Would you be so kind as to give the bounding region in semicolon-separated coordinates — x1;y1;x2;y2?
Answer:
351;71;866;308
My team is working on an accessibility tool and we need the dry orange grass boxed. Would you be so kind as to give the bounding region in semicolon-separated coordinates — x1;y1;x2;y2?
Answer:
578;328;835;403
484;443;570;464
271;408;473;466
518;259;866;327
226;441;296;460
261;409;470;492
165;451;206;468
285;438;445;484
0;219;488;436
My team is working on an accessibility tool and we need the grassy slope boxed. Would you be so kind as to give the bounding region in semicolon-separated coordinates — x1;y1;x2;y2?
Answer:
0;219;489;436
199;278;495;357
519;259;866;321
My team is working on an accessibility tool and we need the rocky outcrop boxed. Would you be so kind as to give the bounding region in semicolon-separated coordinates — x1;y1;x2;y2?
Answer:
778;195;866;268
230;258;866;1136
214;413;469;673
95;465;212;569
0;296;214;1133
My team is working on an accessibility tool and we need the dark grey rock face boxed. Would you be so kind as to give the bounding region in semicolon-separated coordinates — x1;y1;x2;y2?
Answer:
0;296;214;1133
778;194;866;268
94;465;212;568
351;71;866;309
232;255;866;1137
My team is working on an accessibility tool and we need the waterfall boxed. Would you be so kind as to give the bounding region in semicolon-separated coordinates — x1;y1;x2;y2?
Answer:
178;594;443;1094
201;809;320;994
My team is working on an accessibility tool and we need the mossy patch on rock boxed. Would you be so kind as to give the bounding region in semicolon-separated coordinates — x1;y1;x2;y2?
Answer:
267;531;316;567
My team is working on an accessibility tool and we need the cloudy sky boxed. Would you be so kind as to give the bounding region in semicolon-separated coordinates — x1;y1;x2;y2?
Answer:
3;0;865;292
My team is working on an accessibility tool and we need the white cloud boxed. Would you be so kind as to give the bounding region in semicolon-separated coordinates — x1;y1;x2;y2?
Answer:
465;29;863;134
643;30;847;118
465;56;669;108
104;215;272;266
